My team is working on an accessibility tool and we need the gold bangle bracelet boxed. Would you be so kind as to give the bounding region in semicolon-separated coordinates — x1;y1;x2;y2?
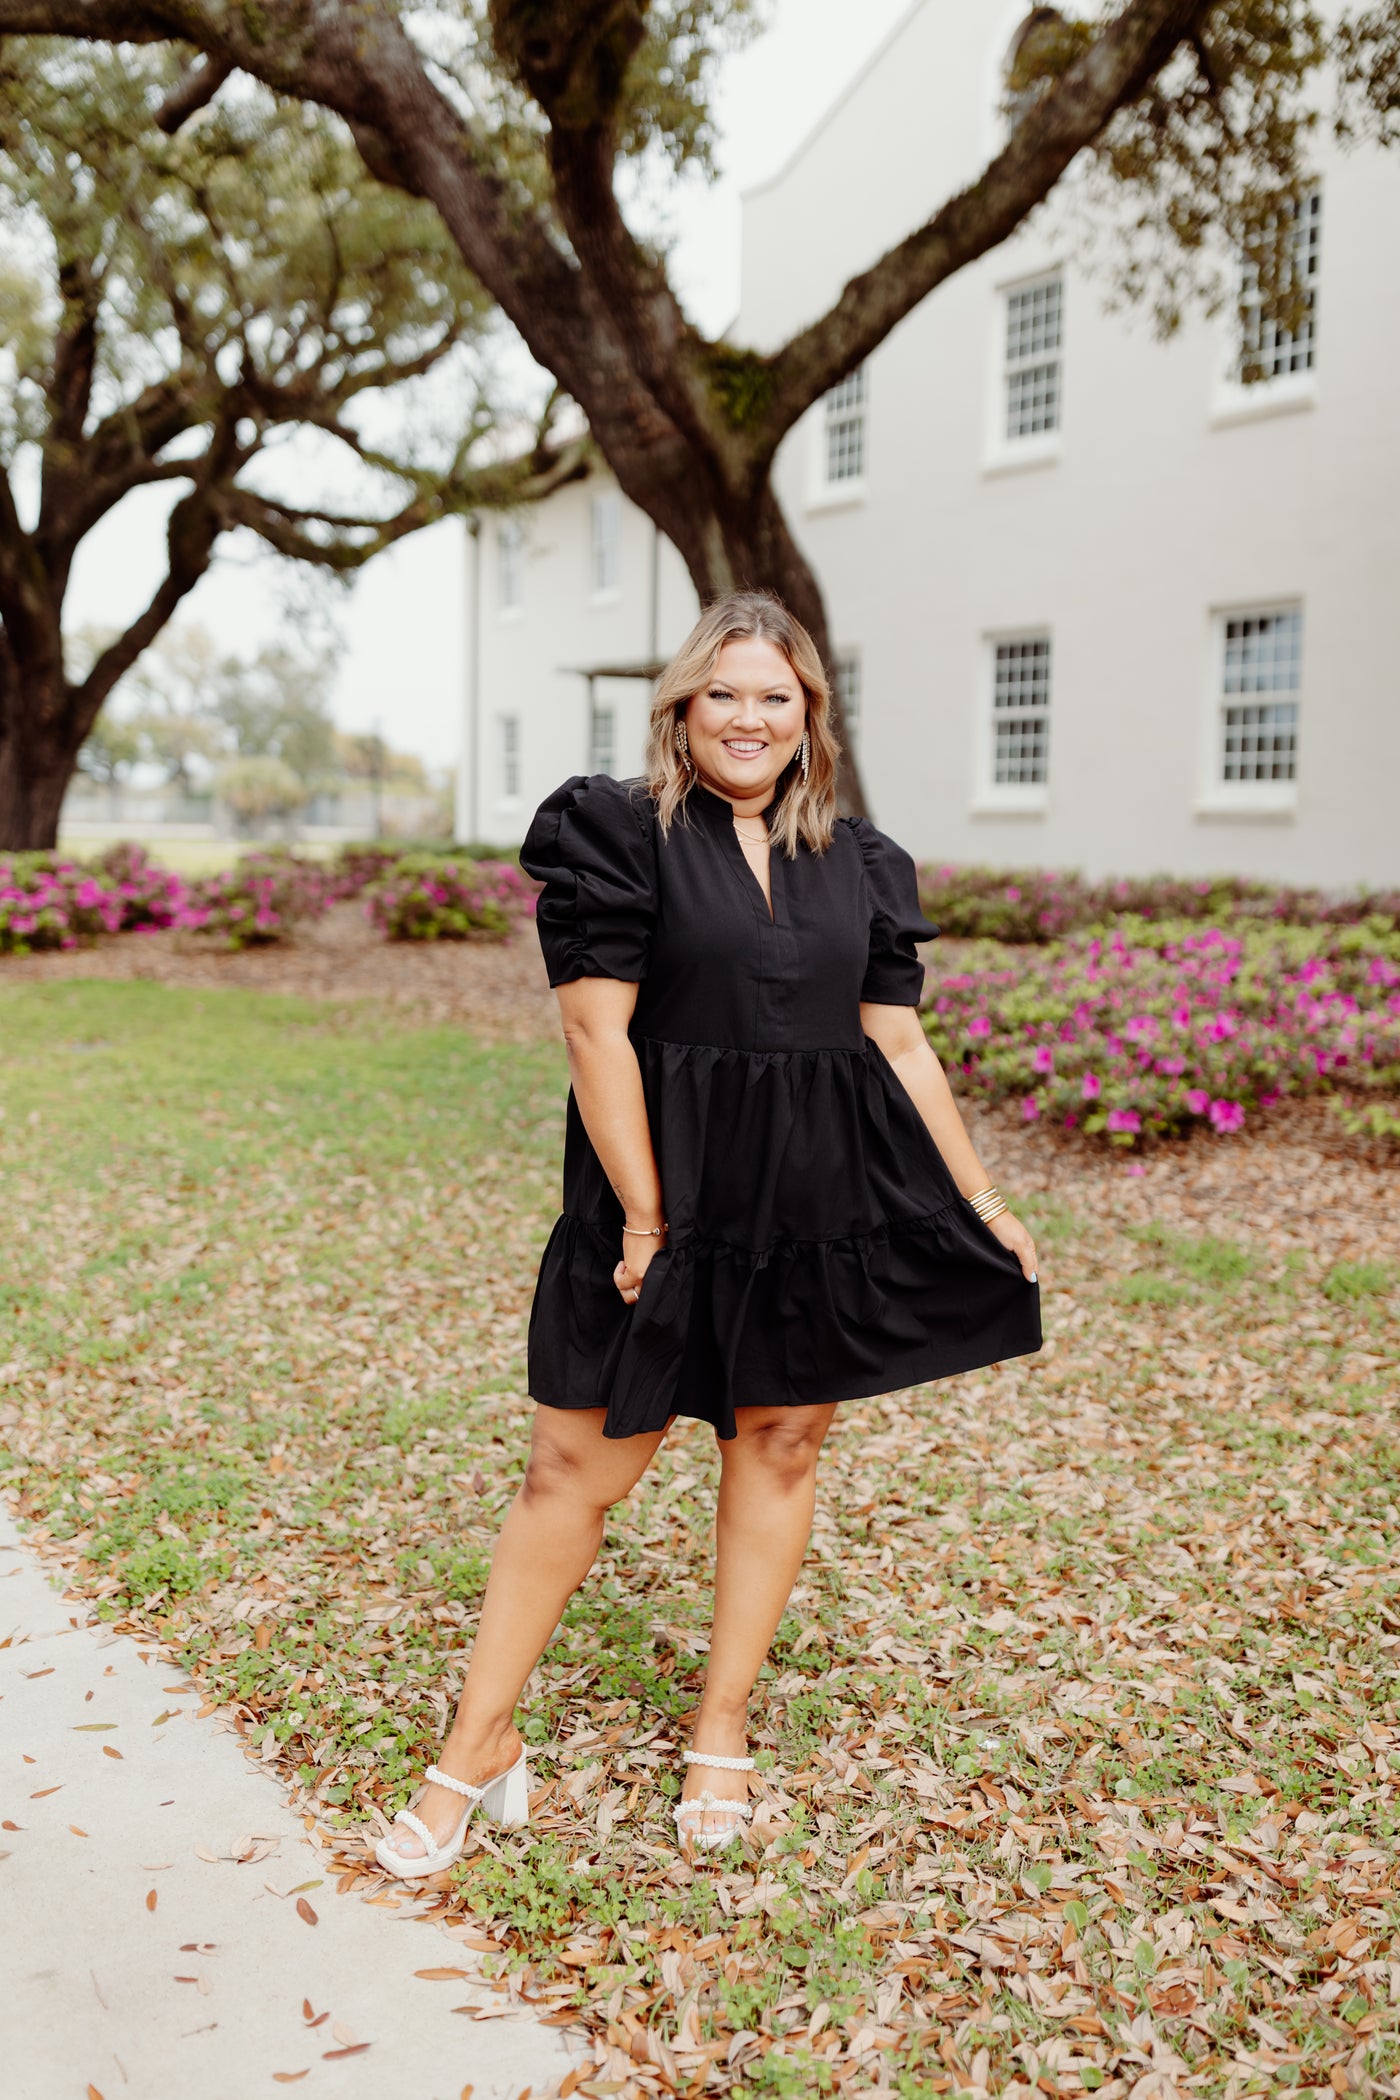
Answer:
622;1222;668;1236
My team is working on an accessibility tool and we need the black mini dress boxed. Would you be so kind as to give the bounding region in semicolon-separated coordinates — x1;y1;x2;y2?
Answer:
519;773;1041;1440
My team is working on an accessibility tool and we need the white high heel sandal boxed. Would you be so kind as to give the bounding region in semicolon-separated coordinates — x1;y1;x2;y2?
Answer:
672;1747;755;1853
374;1747;532;1881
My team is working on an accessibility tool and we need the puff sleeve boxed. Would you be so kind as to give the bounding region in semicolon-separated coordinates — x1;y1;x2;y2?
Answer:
519;773;657;987
848;815;939;1006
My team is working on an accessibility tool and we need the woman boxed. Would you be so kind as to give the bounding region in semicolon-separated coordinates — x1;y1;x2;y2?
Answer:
374;591;1040;1875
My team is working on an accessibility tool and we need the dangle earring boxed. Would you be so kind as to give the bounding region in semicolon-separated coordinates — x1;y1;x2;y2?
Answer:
799;729;810;782
676;717;693;768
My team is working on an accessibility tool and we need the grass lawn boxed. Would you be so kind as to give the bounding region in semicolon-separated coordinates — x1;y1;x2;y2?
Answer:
2;979;1398;2099
54;834;295;874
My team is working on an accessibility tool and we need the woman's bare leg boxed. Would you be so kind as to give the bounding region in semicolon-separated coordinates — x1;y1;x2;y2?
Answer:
383;1405;669;1859
682;1403;839;1838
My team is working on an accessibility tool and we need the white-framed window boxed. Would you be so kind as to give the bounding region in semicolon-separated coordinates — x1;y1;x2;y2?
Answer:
823;368;867;485
497;712;521;802
1217;607;1301;786
589;704;616;776
590;491;620;595
1004;275;1062;441
992;635;1051;786
833;649;862;752
498;518;523;612
1238;189;1321;387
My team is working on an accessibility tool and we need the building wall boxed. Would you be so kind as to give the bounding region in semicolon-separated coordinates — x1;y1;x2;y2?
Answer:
457;478;698;846
460;0;1400;885
748;2;1400;884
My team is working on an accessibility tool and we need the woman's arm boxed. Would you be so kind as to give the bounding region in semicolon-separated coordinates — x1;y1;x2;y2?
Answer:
555;977;668;1299
859;1002;1038;1282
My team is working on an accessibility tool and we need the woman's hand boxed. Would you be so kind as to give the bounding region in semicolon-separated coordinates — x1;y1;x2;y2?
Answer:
615;1229;668;1305
987;1209;1038;1283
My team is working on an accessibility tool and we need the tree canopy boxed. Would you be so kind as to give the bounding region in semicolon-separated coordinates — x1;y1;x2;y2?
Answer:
0;37;589;844
0;0;1396;822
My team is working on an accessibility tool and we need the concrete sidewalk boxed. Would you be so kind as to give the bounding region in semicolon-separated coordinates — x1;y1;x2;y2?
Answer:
1;1501;577;2100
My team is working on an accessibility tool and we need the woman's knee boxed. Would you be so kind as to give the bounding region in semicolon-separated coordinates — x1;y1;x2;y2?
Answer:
521;1417;646;1515
730;1410;829;1492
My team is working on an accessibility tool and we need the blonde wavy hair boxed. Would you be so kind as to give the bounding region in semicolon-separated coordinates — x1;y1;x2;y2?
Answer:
640;591;842;857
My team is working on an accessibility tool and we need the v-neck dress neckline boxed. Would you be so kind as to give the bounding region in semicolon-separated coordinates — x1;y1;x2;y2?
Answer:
693;778;778;925
519;772;1042;1440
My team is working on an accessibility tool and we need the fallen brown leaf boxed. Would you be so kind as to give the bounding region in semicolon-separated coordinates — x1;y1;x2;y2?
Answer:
295;1897;318;1926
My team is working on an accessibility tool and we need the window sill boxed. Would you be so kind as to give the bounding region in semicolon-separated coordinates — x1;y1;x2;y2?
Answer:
806;478;868;514
970;788;1049;818
1209;375;1316;431
981;436;1063;479
1194;787;1298;820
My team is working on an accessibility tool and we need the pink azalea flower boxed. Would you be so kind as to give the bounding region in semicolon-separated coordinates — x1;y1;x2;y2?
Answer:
968;1015;992;1039
1208;1098;1246;1133
1185;1089;1210;1115
1031;1044;1055;1074
1021;1096;1040;1121
1081;1073;1101;1100
1105;1108;1142;1134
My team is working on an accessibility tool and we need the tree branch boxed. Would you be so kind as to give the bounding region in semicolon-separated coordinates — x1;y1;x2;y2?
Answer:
0;0;688;503
490;0;711;452
220;427;593;567
757;0;1216;458
72;484;221;729
155;53;232;132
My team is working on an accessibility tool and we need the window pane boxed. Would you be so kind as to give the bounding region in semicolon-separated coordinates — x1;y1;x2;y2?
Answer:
1219;608;1301;784
591;493;620;592
826;414;865;481
1006;360;1060;438
499;714;520;799
1006;278;1062;363
1222;702;1298;781
1222;610;1302;694
1239;190;1321;384
826;369;865;414
1004;277;1062;439
590;705;616;776
992;637;1051;785
834;650;861;749
823;367;866;483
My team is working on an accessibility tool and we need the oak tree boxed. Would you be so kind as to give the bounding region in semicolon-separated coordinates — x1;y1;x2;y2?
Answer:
1;2;1395;818
0;40;587;845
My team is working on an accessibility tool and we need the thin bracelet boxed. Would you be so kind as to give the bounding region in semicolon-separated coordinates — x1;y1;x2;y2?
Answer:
622;1222;668;1236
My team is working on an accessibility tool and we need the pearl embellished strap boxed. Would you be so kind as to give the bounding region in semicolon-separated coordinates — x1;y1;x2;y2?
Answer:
389;1808;438;1852
682;1749;754;1771
424;1763;486;1801
674;1791;753;1819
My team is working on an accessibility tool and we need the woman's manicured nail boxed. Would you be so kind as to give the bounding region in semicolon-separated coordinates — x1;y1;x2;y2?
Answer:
1029;1272;1038;1283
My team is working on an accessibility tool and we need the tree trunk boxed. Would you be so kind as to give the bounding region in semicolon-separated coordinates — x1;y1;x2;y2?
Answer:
612;460;869;817
0;683;86;850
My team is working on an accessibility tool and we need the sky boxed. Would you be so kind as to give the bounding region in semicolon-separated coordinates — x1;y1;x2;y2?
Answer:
64;0;916;776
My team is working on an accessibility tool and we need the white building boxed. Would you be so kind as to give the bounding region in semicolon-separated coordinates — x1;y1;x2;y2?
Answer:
457;0;1400;886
